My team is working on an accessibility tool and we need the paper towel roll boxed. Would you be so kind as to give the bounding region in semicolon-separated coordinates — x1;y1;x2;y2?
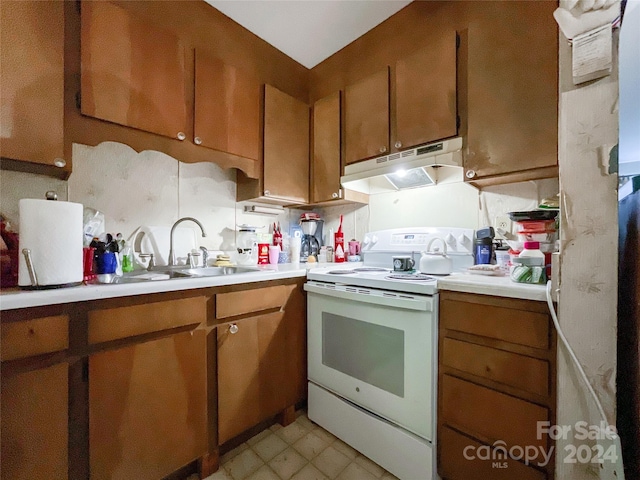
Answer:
19;199;84;288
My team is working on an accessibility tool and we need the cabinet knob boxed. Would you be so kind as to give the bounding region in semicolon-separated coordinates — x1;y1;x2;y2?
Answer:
264;190;271;196
229;323;238;334
194;136;202;145
465;169;477;179
332;192;339;199
395;141;402;149
53;158;66;168
177;132;186;141
379;146;387;153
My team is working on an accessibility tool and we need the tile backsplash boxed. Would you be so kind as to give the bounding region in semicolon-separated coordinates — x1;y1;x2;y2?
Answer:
1;141;559;255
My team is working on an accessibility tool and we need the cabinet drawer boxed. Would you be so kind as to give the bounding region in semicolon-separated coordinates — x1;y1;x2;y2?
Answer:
216;284;293;319
88;297;206;344
439;426;547;480
440;299;550;349
440;375;549;461
442;338;549;397
1;315;68;361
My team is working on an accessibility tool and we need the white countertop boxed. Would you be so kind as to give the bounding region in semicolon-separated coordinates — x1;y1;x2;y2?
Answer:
436;272;549;302
0;263;314;311
1;263;550;311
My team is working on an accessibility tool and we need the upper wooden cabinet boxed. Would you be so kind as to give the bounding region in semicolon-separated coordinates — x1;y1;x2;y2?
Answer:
194;51;261;161
462;4;558;186
344;68;390;165
80;1;188;141
344;32;458;166
394;31;458;151
0;0;66;176
312;92;342;203
238;84;309;204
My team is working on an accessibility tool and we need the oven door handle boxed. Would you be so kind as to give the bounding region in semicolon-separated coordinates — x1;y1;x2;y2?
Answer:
304;282;434;312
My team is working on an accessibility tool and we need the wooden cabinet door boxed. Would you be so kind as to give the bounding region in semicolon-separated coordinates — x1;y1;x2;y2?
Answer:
217;317;261;444
463;3;558;181
263;85;310;204
194;51;261;161
344;68;389;165
0;0;64;169
80;1;188;140
89;330;207;480
312;92;342;203
1;363;69;480
395;31;458;150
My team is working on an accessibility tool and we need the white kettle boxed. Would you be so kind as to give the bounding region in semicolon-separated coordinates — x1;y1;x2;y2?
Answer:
420;237;453;275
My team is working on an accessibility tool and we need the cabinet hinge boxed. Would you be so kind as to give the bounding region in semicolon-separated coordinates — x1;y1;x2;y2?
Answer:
456;33;460;49
82;360;89;383
75;91;81;110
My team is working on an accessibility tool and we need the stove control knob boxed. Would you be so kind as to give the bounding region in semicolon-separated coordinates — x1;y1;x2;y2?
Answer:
445;233;457;248
457;234;471;249
363;236;371;247
371;235;379;246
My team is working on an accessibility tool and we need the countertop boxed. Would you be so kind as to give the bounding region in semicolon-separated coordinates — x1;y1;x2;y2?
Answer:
1;264;551;311
0;263;312;311
436;272;549;302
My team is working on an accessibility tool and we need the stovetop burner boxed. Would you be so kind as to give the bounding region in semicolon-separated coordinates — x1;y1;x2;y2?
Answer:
385;273;436;281
352;267;389;272
327;269;357;275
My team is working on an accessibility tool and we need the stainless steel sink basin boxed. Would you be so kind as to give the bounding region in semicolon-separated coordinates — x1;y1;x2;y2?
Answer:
91;265;267;284
176;266;263;277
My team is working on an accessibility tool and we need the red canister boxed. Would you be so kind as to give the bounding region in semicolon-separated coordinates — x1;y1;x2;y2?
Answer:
257;243;270;265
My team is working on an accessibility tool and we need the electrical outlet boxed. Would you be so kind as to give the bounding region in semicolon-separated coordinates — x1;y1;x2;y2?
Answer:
494;215;512;239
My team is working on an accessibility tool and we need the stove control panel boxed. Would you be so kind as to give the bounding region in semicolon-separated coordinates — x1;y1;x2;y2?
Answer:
361;227;475;254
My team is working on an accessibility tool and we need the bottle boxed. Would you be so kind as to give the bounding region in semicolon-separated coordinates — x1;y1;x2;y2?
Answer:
273;222;283;250
518;241;545;263
334;215;345;263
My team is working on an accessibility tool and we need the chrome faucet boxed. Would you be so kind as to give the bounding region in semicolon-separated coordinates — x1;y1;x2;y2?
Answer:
169;217;207;266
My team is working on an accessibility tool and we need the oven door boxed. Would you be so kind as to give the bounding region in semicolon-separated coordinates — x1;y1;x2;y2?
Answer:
304;281;436;441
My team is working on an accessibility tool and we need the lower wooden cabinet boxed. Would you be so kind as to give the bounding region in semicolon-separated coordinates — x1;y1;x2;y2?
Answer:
1;363;69;480
216;282;306;445
438;291;556;480
89;330;207;480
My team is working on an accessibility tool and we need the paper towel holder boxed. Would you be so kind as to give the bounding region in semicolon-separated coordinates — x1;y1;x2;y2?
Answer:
21;248;38;286
46;191;58;201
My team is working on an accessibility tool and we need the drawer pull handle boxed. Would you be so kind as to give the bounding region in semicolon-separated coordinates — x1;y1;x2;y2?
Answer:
229;323;239;334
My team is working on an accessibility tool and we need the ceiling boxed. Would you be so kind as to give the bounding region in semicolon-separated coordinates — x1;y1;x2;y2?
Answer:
204;1;412;69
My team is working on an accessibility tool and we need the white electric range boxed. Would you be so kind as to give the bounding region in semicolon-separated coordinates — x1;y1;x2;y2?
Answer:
304;227;474;480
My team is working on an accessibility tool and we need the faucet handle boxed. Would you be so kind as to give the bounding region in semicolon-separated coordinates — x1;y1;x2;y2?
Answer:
139;253;155;271
199;246;209;268
187;251;201;269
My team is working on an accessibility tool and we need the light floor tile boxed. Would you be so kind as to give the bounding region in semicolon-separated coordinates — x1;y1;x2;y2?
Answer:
246;465;281;480
275;422;309;445
221;443;250;465
354;455;385;478
294;414;316;431
224;448;264;480
335;462;378;480
331;440;358;460
204;469;234;480
268;447;308;480
248;429;273;446
311;427;336;445
311;446;350;479
253;432;289;462
290;463;330;480
292;432;329;461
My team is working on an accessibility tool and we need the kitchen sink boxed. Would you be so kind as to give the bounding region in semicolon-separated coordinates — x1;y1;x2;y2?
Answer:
92;265;266;284
176;266;263;277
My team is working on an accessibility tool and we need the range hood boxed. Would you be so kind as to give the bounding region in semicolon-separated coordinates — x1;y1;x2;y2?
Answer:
340;137;463;194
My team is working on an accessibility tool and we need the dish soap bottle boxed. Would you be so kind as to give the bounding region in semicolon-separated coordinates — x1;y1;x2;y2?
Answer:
334;215;345;263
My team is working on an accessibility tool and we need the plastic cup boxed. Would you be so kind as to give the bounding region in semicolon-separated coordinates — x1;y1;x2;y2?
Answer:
268;245;280;264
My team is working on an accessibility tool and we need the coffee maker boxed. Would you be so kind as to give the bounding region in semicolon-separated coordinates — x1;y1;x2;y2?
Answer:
300;218;321;262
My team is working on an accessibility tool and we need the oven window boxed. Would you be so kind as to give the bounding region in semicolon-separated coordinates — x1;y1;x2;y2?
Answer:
322;312;404;397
